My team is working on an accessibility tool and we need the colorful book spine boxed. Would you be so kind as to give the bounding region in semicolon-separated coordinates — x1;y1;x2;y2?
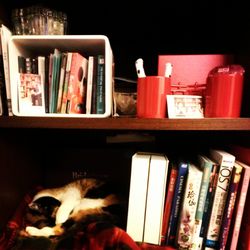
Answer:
165;161;188;246
60;52;72;113
219;163;243;250
67;52;88;114
204;149;235;249
191;155;215;250
200;161;219;240
176;163;203;249
160;163;178;245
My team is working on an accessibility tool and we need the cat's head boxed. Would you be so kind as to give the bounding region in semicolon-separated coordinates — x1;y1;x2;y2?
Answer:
28;196;61;218
26;196;61;228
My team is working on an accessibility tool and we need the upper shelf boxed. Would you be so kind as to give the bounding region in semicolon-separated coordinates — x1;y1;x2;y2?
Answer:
1;117;250;131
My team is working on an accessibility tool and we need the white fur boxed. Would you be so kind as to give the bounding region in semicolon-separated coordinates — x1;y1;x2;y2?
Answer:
26;226;54;237
72;198;105;214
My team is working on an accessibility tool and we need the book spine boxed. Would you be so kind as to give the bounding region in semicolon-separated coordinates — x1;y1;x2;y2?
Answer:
0;24;13;116
166;162;188;246
44;55;50;113
56;53;67;112
60;52;72;113
204;150;235;249
0;45;8;115
86;56;94;114
229;161;250;250
161;164;178;245
96;55;105;114
176;163;203;249
126;152;151;243
200;162;218;239
37;56;46;109
143;154;169;245
191;156;214;250
219;163;243;250
91;56;97;114
67;52;88;114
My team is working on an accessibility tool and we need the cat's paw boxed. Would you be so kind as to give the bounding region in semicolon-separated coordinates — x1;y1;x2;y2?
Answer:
25;226;54;237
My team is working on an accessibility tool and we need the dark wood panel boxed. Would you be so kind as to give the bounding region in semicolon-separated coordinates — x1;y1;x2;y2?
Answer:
1;117;250;131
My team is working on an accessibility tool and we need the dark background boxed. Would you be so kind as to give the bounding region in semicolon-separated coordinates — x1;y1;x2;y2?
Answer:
1;0;249;79
1;0;250;115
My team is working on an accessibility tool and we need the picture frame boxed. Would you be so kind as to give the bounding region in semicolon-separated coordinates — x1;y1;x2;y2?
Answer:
17;73;45;115
167;95;204;119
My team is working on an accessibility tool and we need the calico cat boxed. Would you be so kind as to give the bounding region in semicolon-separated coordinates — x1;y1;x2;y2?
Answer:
24;178;120;237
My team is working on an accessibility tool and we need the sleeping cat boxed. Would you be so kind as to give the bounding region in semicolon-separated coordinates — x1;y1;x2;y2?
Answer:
24;178;120;237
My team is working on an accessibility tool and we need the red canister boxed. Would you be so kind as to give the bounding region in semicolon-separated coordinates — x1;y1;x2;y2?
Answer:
205;65;245;118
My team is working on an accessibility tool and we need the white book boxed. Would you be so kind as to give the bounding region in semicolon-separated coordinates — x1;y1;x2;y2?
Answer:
204;149;235;249
86;56;94;114
38;56;46;110
143;153;169;245
0;24;12;115
126;152;151;242
176;163;203;249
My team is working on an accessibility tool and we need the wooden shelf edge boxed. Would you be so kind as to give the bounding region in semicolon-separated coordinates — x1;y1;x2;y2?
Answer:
1;117;250;131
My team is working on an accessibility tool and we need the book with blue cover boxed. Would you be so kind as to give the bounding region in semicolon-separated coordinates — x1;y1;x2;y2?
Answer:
165;161;188;246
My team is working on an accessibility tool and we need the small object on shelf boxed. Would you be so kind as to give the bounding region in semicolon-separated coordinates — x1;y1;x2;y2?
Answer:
11;6;68;35
166;94;204;119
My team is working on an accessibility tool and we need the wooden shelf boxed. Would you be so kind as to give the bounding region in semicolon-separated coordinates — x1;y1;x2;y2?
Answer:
1;116;250;131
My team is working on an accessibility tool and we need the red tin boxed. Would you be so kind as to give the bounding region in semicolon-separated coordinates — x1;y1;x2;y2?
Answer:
205;65;244;118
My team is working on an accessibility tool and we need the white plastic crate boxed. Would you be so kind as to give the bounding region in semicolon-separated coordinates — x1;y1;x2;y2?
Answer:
8;35;113;117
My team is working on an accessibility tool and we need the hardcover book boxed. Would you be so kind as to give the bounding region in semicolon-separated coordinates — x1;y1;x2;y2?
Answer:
126;152;151;242
143;153;169;245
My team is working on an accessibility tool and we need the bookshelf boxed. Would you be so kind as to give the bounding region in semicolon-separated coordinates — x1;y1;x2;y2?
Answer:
1;0;250;249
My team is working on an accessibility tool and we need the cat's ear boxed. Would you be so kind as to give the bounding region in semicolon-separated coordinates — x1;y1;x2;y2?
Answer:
28;202;40;211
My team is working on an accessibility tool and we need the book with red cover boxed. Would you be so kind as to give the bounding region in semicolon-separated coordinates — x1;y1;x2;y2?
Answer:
160;162;178;245
67;52;88;114
227;145;250;250
226;160;250;250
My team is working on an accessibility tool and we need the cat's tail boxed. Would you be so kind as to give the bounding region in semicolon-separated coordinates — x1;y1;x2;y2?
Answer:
103;194;120;207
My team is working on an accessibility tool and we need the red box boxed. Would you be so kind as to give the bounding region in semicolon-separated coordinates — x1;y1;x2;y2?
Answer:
158;54;233;89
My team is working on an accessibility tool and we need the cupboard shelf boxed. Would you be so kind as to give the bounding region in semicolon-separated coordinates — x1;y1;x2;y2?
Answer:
1;117;250;131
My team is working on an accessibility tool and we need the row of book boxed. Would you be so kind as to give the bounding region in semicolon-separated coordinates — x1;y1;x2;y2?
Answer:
126;146;250;250
0;23;107;116
16;50;105;115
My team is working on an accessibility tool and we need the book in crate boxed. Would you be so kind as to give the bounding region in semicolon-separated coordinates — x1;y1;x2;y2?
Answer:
8;35;113;118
